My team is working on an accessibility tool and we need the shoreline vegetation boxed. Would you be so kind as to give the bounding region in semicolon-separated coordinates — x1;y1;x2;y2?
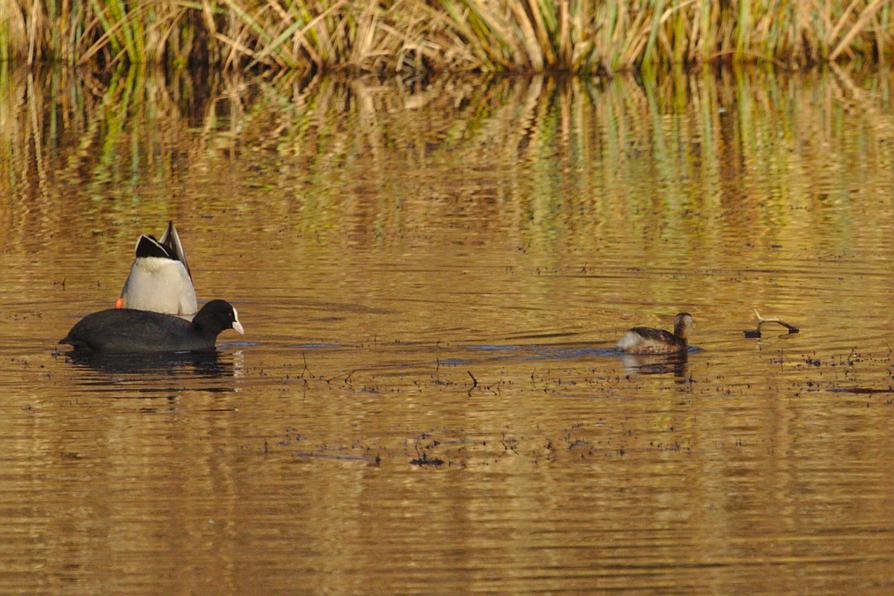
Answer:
1;1;892;75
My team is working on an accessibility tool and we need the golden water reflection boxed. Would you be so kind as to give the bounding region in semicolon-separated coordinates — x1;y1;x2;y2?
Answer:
0;64;893;591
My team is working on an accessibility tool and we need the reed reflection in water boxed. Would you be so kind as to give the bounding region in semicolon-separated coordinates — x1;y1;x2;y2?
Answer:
1;64;894;592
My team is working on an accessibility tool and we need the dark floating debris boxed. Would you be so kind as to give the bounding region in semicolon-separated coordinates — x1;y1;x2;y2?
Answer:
830;387;894;394
467;370;478;397
410;451;445;467
743;308;800;338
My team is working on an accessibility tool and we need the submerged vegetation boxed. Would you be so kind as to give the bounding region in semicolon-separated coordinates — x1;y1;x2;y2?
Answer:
1;1;892;74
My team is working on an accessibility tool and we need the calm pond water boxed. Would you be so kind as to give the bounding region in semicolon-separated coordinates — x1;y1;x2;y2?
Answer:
1;64;894;592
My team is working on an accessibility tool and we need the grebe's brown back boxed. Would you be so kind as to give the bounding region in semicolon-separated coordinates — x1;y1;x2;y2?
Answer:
616;313;693;354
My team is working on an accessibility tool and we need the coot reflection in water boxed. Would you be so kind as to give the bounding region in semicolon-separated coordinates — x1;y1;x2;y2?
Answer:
62;349;242;394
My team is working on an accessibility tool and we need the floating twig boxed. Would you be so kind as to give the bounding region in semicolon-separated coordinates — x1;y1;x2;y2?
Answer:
299;353;311;379
467;370;478;397
754;309;800;332
744;309;800;337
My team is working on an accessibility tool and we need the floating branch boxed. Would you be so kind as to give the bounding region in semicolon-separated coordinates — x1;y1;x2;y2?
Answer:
754;309;800;332
467;370;478;397
744;309;800;338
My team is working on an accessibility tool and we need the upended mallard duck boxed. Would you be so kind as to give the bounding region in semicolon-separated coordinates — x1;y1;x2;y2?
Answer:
116;221;198;318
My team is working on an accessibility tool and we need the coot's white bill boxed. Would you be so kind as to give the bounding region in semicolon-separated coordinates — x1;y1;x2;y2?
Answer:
231;307;244;335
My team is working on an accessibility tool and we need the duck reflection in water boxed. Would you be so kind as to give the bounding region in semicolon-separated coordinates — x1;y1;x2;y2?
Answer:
621;351;690;378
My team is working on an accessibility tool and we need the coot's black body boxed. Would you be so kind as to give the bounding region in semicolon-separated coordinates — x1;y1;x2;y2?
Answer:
60;300;243;353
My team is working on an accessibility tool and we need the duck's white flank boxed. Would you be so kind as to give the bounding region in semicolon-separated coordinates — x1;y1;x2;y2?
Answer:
120;257;197;317
135;256;175;273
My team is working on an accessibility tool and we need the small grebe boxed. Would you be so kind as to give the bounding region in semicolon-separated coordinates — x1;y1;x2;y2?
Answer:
617;313;693;354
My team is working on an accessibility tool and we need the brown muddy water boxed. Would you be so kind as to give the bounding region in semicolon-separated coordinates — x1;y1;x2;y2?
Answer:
1;65;894;592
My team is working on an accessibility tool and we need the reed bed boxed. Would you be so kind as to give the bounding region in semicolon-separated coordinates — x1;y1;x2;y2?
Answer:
1;1;892;74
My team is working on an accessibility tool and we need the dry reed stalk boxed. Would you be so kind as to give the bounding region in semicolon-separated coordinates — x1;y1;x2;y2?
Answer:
830;0;887;59
2;0;894;73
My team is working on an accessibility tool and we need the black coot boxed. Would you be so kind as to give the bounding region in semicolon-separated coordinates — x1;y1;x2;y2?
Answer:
60;300;243;353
